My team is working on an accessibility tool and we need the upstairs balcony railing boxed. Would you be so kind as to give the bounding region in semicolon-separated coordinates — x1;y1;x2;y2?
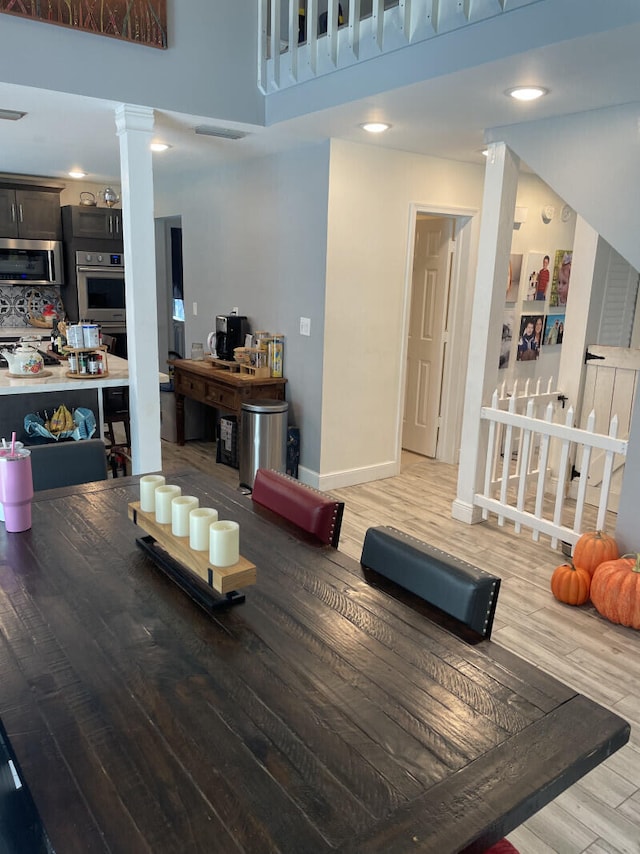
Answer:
259;0;543;93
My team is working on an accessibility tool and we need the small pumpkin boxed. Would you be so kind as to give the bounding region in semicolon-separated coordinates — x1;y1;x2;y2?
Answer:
550;562;591;606
590;554;640;630
572;530;619;577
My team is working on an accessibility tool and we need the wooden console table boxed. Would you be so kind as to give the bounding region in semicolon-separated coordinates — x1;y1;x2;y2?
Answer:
169;358;287;446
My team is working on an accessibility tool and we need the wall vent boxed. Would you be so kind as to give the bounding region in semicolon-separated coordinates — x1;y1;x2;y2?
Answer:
194;125;248;140
0;109;26;121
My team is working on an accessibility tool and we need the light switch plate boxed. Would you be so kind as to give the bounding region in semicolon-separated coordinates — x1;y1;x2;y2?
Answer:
192;301;198;316
300;317;311;336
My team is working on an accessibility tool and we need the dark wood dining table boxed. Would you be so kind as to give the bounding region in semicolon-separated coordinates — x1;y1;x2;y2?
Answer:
0;470;629;853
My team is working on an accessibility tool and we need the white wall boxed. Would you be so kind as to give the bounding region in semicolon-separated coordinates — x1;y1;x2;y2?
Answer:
154;143;330;471
320;139;485;487
153;137;487;485
0;1;263;125
489;103;640;271
502;171;576;389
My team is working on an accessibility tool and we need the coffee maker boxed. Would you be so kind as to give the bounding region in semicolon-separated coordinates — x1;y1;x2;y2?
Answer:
215;314;250;361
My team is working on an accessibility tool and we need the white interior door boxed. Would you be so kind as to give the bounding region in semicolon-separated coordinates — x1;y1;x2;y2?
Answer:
403;216;453;457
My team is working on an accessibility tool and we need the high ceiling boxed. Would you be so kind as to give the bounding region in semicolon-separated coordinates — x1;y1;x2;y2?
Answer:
0;18;639;187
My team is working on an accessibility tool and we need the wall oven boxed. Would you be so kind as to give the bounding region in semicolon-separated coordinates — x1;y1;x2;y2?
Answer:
76;249;126;325
0;238;63;285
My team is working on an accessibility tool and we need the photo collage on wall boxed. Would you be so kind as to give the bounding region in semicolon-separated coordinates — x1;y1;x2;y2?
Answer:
500;248;570;369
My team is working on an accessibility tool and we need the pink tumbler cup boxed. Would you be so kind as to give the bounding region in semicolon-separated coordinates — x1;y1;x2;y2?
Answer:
0;448;33;533
0;441;24;523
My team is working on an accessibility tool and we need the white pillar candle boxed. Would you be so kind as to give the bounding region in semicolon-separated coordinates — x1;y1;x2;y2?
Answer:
154;485;181;524
171;495;199;537
209;520;240;567
139;474;165;512
189;507;219;551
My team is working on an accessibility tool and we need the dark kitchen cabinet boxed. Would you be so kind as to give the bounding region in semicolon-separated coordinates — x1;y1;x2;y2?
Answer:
0;187;62;239
62;205;122;240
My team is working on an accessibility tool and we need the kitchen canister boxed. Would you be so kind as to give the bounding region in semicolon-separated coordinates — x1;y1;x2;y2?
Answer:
82;323;100;348
67;324;84;348
269;335;284;377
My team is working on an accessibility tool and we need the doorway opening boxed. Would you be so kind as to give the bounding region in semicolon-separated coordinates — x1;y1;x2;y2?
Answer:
155;215;183;367
402;214;456;459
398;205;476;468
170;225;185;357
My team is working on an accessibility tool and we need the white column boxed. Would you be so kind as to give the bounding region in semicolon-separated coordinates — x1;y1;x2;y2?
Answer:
617;390;640;552
556;217;599;413
451;142;519;524
115;104;162;475
544;217;599;489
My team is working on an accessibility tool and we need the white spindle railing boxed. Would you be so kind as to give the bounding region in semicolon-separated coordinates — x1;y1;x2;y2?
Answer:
476;387;628;549
259;0;545;93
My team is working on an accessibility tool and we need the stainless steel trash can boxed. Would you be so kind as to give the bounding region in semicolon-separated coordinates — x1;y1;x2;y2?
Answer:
239;399;289;489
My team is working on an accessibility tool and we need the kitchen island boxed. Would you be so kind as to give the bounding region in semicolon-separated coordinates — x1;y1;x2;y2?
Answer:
0;354;133;442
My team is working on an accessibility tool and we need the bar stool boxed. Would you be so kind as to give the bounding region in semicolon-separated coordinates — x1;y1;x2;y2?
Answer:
101;333;131;476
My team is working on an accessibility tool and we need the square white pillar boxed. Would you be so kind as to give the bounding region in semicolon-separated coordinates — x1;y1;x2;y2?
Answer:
116;104;162;475
452;142;520;524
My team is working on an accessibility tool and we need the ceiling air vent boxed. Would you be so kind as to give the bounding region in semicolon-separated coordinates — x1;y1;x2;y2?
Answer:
194;125;248;141
0;109;26;121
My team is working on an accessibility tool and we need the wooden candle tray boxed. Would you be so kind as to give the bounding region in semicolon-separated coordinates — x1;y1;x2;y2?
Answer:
128;501;256;611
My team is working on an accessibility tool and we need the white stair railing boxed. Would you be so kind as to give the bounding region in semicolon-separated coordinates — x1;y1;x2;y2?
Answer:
476;388;628;549
259;0;545;93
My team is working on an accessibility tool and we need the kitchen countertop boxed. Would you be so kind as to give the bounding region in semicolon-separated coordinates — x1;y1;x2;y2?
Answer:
0;326;43;338
0;353;132;395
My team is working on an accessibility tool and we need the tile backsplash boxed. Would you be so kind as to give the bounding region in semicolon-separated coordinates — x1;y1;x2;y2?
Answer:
0;286;65;327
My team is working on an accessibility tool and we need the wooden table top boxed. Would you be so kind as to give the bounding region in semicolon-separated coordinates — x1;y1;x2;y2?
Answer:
0;471;629;853
170;358;287;387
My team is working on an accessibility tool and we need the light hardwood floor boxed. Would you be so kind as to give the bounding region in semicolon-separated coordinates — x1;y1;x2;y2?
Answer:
161;440;640;854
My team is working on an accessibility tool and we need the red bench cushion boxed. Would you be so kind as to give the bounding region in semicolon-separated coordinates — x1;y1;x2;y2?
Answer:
251;469;344;548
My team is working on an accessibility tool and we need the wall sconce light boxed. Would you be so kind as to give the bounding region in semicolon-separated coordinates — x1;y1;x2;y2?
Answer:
541;205;555;224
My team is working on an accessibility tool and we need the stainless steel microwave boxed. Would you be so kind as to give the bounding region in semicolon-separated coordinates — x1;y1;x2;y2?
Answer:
0;238;63;285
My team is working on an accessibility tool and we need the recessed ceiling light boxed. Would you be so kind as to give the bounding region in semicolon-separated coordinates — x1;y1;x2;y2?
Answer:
150;142;171;152
68;170;87;179
360;122;391;134
0;109;26;121
505;86;549;102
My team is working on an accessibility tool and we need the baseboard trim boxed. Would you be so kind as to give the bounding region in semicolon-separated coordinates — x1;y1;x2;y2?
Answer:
451;498;484;525
297;460;400;491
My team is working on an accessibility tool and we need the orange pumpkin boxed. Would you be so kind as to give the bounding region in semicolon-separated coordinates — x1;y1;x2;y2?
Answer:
590;554;640;629
550;562;591;606
572;530;619;577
